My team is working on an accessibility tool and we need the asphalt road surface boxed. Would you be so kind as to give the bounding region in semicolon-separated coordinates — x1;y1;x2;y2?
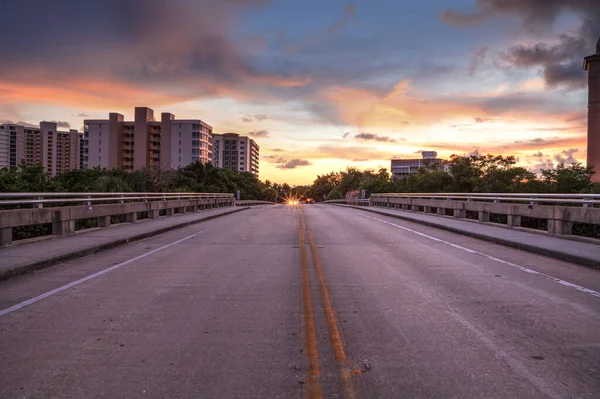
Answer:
1;204;599;398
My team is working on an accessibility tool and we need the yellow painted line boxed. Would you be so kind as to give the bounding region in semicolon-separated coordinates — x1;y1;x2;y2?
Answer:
302;210;363;399
299;215;324;399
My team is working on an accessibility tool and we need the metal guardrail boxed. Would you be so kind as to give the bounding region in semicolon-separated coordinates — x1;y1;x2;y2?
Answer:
0;192;233;208
370;193;600;207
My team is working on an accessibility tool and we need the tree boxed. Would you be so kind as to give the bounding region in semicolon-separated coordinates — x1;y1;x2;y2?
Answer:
541;162;595;194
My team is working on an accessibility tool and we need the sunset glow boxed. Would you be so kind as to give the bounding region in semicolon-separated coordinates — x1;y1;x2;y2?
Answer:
1;0;597;184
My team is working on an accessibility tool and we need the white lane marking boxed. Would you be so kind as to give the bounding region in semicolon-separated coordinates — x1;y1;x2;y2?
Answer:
0;229;209;318
359;214;600;299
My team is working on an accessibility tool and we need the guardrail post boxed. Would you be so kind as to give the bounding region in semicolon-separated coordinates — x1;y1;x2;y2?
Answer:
165;208;175;216
0;227;12;247
548;208;573;235
453;208;466;218
125;212;137;223
423;206;431;213
478;211;490;222
97;215;111;228
437;207;445;216
548;219;573;235
52;220;75;236
36;197;44;209
507;214;521;228
149;209;160;219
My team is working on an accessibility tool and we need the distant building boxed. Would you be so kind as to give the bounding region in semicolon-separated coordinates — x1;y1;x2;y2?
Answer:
0;122;82;176
391;151;446;179
584;36;600;182
212;133;260;176
83;107;213;171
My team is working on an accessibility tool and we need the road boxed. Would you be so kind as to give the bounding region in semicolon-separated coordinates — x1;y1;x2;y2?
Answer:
0;204;599;398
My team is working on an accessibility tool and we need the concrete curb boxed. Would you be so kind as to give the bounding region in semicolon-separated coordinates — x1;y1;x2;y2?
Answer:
332;204;600;269
0;207;249;281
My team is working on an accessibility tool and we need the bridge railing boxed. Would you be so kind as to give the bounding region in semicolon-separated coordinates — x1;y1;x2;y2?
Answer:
0;192;232;209
235;200;276;206
0;192;235;247
322;199;370;206
369;193;600;237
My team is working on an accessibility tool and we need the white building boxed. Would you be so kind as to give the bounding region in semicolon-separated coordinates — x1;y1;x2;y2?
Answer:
212;133;259;176
391;151;447;179
83;107;212;171
0;122;82;175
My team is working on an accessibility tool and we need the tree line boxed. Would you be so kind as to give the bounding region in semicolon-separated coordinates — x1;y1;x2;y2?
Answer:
0;162;286;201
1;154;598;203
303;154;600;201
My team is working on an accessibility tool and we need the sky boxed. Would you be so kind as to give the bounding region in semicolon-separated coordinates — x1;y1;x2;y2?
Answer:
1;0;599;185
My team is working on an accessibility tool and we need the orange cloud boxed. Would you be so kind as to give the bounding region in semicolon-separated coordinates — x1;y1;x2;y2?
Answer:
323;80;487;128
0;79;190;110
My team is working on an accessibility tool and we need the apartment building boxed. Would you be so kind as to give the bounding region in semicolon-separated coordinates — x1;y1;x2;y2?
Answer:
212;133;260;176
0;122;82;175
83;107;212;170
391;151;446;179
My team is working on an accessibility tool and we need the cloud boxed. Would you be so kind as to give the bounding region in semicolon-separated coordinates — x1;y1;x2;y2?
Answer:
275;159;312;169
343;132;351;139
441;0;596;29
474;117;493;123
355;132;402;143
323;80;483;128
532;151;544;157
0;0;312;109
442;0;600;90
50;121;71;129
77;113;90;118
554;148;579;164
513;136;584;148
311;145;396;161
496;35;589;89
468;47;489;76
327;5;356;34
270;148;284;152
248;129;270;138
352;158;368;162
242;113;268;122
0;120;37;128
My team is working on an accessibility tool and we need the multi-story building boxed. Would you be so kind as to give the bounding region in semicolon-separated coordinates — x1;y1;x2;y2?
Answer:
0;122;82;175
83;107;212;170
211;133;259;176
391;151;446;179
584;36;600;182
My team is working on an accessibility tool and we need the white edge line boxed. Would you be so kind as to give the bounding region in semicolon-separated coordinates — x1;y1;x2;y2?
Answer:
358;213;600;299
0;229;209;318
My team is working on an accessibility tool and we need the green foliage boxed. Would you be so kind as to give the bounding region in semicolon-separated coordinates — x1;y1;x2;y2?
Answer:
540;162;596;194
0;162;276;201
307;154;598;200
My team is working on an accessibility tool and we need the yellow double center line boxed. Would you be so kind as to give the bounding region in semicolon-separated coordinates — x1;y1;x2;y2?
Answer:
299;210;363;399
299;215;323;399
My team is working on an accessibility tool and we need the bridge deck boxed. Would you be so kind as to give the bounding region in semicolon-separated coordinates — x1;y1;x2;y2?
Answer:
0;206;247;280
0;204;599;398
336;204;600;268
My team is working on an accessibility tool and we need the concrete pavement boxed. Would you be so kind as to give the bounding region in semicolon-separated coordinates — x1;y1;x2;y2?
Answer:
0;204;599;398
0;206;248;280
336;203;600;268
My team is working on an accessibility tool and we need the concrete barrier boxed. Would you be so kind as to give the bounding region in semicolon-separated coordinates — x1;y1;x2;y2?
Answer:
0;197;235;247
369;196;600;236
